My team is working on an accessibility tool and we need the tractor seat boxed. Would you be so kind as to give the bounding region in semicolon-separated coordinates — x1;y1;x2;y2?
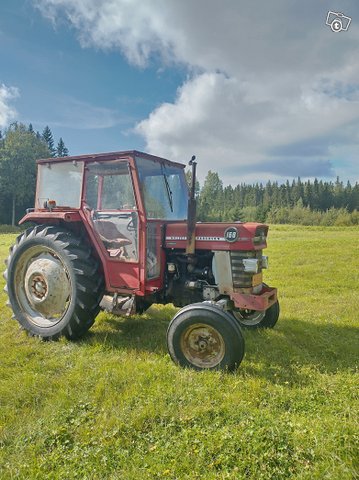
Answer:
93;219;132;249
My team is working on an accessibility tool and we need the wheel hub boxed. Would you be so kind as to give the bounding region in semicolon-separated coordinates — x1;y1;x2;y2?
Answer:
24;255;71;317
181;323;225;368
31;275;47;299
197;337;208;351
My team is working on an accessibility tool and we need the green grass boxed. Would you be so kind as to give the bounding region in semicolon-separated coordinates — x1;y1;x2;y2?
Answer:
0;226;358;479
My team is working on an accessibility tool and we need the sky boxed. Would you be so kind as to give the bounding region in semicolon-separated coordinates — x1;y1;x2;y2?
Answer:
1;0;358;185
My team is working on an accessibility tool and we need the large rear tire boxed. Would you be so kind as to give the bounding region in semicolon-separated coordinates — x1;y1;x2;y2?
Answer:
3;225;104;340
167;303;245;371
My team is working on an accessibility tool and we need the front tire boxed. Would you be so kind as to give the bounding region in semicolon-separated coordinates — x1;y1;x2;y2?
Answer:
167;303;245;371
3;225;104;340
232;300;280;329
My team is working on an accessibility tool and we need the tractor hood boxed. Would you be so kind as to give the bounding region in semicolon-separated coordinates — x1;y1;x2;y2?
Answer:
165;222;268;251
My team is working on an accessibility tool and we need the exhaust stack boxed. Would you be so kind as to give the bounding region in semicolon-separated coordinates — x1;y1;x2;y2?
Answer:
186;155;197;255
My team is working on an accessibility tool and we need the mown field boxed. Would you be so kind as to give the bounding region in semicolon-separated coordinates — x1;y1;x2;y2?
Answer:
0;226;358;479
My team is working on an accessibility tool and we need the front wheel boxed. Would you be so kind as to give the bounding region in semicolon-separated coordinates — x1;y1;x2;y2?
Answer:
167;303;245;371
232;300;280;329
4;225;104;340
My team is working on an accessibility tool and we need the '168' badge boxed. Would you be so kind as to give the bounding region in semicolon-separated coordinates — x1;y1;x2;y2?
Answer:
224;227;238;242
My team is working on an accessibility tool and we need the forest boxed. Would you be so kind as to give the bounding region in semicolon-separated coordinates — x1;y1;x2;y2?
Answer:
194;171;359;226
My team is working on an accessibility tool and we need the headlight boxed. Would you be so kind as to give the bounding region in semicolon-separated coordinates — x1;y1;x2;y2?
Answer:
242;258;259;273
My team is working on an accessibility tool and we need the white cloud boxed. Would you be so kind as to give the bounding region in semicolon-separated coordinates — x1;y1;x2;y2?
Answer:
35;0;359;182
136;70;359;182
34;0;179;67
0;84;19;129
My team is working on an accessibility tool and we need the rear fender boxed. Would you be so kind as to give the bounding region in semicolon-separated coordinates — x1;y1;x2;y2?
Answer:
19;211;82;225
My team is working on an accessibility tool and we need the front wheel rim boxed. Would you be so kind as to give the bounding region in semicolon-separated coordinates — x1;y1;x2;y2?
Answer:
180;323;225;368
233;310;265;326
14;246;72;327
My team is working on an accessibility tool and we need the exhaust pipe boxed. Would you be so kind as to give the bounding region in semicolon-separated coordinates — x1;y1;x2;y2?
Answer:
186;155;197;255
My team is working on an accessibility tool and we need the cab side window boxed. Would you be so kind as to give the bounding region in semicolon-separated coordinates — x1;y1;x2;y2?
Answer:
84;161;138;262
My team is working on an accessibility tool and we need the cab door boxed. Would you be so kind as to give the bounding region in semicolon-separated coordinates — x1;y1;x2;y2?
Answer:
84;160;141;291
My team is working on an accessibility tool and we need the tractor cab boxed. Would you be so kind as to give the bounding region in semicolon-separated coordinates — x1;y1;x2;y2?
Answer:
31;151;189;295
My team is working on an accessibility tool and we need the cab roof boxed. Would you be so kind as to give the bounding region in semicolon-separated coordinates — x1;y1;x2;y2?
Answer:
36;150;186;169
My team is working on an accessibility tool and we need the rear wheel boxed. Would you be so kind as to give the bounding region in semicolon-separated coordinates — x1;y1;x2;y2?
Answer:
167;303;245;371
3;225;104;340
232;300;280;329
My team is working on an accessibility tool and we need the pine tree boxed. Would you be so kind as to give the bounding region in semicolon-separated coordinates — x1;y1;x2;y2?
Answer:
28;123;34;134
42;126;56;157
56;137;69;157
304;180;313;208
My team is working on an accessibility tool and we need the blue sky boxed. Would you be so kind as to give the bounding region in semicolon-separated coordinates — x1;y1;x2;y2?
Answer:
1;0;186;152
1;0;358;185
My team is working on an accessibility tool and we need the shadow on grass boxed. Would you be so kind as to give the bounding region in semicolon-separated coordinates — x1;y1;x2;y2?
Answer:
82;306;175;355
82;308;358;384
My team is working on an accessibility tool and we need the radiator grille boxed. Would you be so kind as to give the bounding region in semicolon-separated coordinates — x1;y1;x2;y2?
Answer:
230;250;262;287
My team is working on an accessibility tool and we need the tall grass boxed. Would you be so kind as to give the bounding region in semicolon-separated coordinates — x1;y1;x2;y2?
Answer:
0;226;358;479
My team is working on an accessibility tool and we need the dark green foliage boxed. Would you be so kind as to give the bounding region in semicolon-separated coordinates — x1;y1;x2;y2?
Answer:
196;170;359;225
0;123;50;225
56;137;69;157
42;125;56;157
198;171;224;221
185;170;200;197
0;123;70;225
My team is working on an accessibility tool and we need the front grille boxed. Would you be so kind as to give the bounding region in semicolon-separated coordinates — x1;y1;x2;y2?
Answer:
230;250;262;288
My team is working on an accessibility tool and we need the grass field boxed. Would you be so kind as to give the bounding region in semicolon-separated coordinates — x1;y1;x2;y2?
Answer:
0;226;358;479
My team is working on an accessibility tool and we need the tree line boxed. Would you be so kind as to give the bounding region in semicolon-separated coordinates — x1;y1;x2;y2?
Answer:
194;171;359;226
0;123;69;226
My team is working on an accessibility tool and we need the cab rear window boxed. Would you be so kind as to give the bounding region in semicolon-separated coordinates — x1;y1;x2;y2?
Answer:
36;161;83;208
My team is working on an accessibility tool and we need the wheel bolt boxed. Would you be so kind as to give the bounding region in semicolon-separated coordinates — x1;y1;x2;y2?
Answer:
198;339;208;350
35;282;45;293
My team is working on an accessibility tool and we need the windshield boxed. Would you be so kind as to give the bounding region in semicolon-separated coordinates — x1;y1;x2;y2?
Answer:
136;157;188;220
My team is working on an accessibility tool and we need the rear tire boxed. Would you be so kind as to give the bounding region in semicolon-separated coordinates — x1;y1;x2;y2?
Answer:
232;300;280;329
3;225;104;340
167;303;245;371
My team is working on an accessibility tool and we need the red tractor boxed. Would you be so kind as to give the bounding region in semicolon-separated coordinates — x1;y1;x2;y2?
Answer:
4;151;279;371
